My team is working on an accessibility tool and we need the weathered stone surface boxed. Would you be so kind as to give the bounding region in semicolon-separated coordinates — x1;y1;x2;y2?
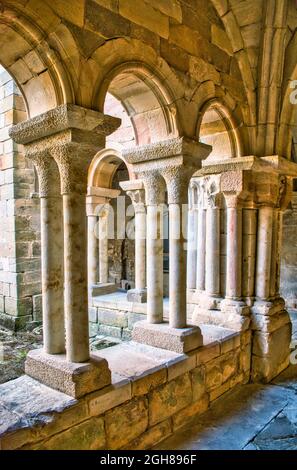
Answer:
149;373;192;426
25;349;111;398
173;394;209;430
105;397;148;449
133;321;203;353
126;419;172;450
35;417;106;450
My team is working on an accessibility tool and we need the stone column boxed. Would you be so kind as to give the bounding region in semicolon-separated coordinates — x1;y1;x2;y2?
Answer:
255;205;274;300
242;208;257;302
9;105;120;397
143;172;166;323
196;179;206;292
224;197;243;300
187;182;198;291
123;138;211;353
205;177;221;300
29;153;64;354
120;180;147;303
163;167;192;329
87;207;98;288
98;203;110;285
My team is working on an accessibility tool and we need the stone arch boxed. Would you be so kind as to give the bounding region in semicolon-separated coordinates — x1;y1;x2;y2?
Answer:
90;39;183;143
196;99;243;160
88;148;134;189
0;4;74;117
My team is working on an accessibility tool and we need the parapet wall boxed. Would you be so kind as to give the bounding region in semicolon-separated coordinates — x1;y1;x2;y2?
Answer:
0;327;251;450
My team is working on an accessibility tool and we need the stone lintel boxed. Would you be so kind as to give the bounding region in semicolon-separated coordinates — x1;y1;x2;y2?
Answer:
123;137;211;166
261;155;297;177
25;349;111;398
88;186;121;199
132;321;203;353
119;179;144;192
9;104;121;145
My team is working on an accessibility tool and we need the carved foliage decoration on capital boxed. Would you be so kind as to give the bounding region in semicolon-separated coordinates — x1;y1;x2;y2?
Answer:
204;176;221;209
140;171;166;206
277;175;292;211
161;166;193;205
127;189;146;213
25;148;60;198
50;140;95;195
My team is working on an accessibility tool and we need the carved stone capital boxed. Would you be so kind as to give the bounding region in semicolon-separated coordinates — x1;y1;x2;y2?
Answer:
204;175;222;209
126;189;146;213
25;150;60;198
9;104;121;145
123;137;211;165
139;171;166;206
161;166;193;205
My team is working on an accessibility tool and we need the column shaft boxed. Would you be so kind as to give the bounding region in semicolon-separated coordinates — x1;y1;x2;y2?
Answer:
242;209;257;298
64;193;89;363
169;203;187;328
187;207;198;290
135;209;146;289
205;207;220;296
255;206;274;299
41;195;65;354
225;207;243;299
196;208;206;291
147;205;163;323
99;210;109;284
88;215;98;287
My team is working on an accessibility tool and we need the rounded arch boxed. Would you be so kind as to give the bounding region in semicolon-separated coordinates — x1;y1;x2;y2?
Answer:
89;38;184;143
196;99;243;160
0;4;74;117
94;61;179;145
88;148;134;189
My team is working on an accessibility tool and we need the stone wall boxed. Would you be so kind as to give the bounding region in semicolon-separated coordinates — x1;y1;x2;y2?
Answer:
0;328;251;450
281;191;297;308
0;66;41;330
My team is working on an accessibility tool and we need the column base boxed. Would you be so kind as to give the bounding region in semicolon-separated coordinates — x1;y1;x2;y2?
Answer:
90;283;117;296
192;299;250;332
132;320;203;353
251;298;292;383
192;291;222;310
25;349;111;398
127;288;147;303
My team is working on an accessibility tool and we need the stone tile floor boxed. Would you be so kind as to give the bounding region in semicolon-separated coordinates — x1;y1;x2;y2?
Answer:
156;310;297;451
155;364;297;450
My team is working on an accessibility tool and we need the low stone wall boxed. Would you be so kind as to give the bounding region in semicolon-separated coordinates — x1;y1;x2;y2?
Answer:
0;327;251;450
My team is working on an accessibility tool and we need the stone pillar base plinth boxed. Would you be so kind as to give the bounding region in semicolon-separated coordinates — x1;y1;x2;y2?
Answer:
251;299;292;383
192;305;250;332
90;283;117;296
132;320;203;353
25;349;111;398
127;288;147;303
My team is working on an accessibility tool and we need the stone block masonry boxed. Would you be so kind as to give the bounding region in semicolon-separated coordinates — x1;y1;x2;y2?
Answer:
0;326;251;450
0;66;41;330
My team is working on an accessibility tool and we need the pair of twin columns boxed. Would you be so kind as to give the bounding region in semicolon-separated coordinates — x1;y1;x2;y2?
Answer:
10;104;211;364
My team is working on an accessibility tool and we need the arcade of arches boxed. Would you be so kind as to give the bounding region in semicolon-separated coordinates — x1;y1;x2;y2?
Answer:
1;0;297;451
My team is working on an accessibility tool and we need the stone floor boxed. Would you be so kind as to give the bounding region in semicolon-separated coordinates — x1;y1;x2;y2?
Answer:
156;311;297;451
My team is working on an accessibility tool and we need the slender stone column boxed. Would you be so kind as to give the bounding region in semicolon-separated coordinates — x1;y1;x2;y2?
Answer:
9;105;120;397
98;203;110;284
196;178;206;292
87;212;98;288
242;208;257;300
120;180;147;302
31;154;65;354
162;167;194;329
205;178;221;297
142;172;166;323
224;198;243;300
255;206;274;300
187;182;198;290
